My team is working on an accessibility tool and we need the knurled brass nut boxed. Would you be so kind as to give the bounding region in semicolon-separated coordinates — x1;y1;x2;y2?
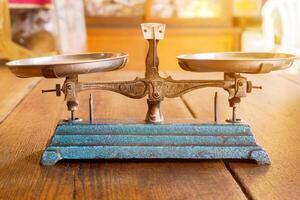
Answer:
246;81;252;93
56;84;61;96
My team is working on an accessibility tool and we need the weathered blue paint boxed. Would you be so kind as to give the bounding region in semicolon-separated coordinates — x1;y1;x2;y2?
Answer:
52;135;256;146
41;122;270;165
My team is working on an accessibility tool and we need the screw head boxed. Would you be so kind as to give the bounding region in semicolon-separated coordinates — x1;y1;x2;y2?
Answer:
153;92;160;98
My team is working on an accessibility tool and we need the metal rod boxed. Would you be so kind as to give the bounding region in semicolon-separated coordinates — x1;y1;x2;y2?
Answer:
71;110;74;121
232;106;236;122
214;92;218;123
42;89;56;93
153;27;156;69
89;94;94;123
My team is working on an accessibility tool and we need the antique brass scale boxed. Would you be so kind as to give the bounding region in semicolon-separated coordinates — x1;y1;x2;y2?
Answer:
7;23;295;165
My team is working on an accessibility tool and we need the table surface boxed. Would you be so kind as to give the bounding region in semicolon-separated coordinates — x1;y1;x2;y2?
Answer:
0;66;40;122
0;68;300;200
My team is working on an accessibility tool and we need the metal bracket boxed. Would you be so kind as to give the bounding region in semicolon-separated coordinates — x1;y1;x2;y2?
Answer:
141;23;166;40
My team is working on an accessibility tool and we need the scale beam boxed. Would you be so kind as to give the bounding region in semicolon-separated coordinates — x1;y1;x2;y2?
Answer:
60;74;249;123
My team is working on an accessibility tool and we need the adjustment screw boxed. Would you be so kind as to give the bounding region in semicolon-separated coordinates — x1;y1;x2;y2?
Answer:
253;86;263;89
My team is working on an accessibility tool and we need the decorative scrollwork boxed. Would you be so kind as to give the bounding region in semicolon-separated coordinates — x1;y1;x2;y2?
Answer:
164;79;226;98
78;79;148;99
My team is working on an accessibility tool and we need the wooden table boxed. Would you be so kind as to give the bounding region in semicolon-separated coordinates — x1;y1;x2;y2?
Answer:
0;70;300;200
0;65;40;122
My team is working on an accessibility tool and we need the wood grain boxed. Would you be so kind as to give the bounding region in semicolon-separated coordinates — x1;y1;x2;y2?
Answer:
174;70;300;200
0;66;40;122
0;72;246;200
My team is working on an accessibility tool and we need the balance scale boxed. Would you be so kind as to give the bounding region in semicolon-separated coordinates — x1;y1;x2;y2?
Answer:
7;23;295;166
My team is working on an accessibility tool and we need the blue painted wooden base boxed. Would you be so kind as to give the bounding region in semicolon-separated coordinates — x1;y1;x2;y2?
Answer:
41;121;270;166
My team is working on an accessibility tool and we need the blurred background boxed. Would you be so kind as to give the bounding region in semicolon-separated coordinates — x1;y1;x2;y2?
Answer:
1;0;300;70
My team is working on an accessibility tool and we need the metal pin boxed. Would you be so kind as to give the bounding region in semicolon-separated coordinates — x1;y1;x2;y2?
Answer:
253;86;262;89
214;92;218;123
232;106;236;122
42;89;56;93
152;27;156;69
71;110;74;121
89;94;94;123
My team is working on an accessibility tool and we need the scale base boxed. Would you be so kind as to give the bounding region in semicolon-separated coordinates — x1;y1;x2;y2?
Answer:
41;120;270;166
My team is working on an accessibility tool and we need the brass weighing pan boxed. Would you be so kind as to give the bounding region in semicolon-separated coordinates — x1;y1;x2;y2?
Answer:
177;52;295;73
6;52;128;78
